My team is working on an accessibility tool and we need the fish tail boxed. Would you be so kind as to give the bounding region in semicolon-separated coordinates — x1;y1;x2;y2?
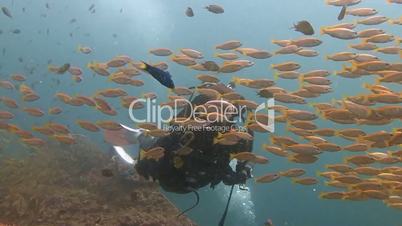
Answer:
232;76;241;84
285;120;291;130
76;45;81;53
350;61;358;72
139;149;146;160
273;71;280;80
395;38;401;46
319;26;326;35
139;61;147;70
362;82;371;90
325;55;330;61
245;112;254;126
298;75;305;84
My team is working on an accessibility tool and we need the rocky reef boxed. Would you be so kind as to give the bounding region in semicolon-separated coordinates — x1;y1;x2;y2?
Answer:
0;133;196;226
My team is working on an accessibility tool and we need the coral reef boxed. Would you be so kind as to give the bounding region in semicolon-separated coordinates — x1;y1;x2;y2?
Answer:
0;134;196;226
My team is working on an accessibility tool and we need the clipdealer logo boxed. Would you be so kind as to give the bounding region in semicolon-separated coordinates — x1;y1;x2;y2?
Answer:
128;98;275;133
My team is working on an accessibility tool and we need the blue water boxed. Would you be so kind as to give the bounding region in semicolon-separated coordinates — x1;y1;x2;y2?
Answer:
1;0;401;226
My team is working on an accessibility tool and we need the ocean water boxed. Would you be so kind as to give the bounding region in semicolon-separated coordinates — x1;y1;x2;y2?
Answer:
0;0;401;226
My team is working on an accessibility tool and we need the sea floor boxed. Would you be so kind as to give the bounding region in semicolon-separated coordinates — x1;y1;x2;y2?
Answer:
0;132;195;226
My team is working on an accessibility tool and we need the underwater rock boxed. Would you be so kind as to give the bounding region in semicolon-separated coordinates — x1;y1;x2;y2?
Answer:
0;134;196;226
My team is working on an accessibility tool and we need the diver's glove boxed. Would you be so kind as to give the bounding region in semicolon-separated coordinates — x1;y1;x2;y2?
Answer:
104;124;158;166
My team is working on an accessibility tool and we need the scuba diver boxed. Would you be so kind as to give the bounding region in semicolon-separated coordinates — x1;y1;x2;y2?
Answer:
104;63;254;226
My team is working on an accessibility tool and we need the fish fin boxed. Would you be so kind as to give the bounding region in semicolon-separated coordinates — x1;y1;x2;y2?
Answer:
362;82;371;90
350;61;358;72
139;149;146;160
285;120;291;130
298;75;304;84
86;62;93;69
319;26;326;35
273;71;279;80
232;76;241;84
245;112;254;126
141;61;149;70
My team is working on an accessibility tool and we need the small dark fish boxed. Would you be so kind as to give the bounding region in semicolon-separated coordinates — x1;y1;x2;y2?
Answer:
185;7;194;17
2;48;6;56
0;30;2;34
112;33;117;38
46;28;49;35
140;62;175;89
11;29;21;34
69;32;73;37
205;4;224;14
88;4;95;11
2;6;12;18
46;3;50;9
91;9;96;14
22;8;25;13
101;169;114;177
70;18;76;23
120;8;123;13
338;5;347;21
202;61;219;71
292;20;314;35
18;57;23;63
58;63;70;74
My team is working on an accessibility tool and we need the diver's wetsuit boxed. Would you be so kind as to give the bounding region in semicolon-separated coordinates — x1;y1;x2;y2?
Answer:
135;88;253;194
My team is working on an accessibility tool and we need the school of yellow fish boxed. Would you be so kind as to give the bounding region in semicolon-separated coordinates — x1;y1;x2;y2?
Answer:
0;0;401;211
